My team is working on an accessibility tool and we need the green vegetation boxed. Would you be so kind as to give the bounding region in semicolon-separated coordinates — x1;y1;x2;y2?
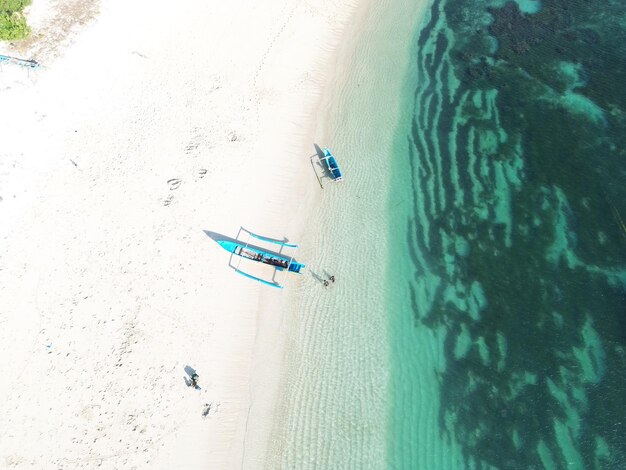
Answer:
1;0;32;11
0;0;31;41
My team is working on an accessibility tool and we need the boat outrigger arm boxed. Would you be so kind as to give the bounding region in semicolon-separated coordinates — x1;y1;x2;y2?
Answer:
217;230;305;288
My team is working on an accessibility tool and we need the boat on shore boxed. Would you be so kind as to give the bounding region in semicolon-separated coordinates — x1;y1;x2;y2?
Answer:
0;54;40;69
217;240;305;273
322;148;343;182
212;229;305;288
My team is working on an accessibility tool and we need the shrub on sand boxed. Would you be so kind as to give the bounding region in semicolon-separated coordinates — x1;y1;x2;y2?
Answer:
0;12;29;40
0;0;32;13
0;0;31;41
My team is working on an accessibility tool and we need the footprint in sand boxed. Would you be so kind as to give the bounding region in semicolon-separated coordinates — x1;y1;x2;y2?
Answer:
196;169;207;179
186;141;200;153
167;179;182;190
163;194;174;206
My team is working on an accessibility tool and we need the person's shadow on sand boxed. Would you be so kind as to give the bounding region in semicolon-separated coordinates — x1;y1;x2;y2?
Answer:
184;365;201;390
309;270;326;285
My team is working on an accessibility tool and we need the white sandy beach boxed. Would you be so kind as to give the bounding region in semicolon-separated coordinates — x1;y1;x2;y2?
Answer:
0;0;362;468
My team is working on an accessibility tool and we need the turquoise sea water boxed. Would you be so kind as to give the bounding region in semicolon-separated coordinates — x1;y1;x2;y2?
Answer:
270;0;626;468
391;0;626;467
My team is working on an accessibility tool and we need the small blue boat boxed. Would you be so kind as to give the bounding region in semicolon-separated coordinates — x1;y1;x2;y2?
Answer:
216;230;305;288
322;148;343;182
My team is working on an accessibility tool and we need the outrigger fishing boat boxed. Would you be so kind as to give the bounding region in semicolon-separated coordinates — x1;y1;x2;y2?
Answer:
0;54;41;69
322;148;343;182
214;229;305;288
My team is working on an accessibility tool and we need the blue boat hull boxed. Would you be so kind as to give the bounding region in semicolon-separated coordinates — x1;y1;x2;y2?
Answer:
323;148;343;182
217;240;304;274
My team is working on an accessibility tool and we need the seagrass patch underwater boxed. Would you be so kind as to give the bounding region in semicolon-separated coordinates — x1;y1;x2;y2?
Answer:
391;0;626;467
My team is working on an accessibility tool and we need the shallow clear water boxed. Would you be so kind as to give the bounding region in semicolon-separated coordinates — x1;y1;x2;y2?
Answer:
270;0;626;468
267;1;433;468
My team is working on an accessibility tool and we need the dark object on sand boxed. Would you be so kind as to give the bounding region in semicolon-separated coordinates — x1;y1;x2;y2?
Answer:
190;373;199;388
184;365;200;389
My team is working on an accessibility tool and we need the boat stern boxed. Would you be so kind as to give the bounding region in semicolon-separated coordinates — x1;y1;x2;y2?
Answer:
288;262;305;274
